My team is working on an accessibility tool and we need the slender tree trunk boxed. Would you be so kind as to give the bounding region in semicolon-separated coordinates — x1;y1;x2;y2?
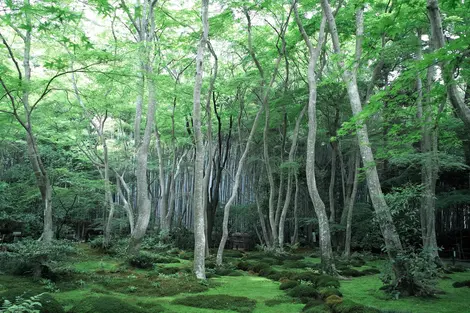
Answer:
294;4;335;274
322;0;405;280
344;152;360;258
192;0;209;279
278;105;306;249
291;172;300;245
426;0;470;129
116;174;135;235
216;106;264;266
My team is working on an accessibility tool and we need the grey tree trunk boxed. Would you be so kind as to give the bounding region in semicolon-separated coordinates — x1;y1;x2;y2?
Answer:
291;172;300;245
294;3;335;274
127;0;158;255
192;0;209;279
417;33;440;261
322;0;404;275
216;106;264;265
278;105;306;249
344;152;360;258
427;0;470;129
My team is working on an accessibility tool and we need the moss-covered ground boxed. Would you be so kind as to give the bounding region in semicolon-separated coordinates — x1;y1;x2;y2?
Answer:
1;244;469;313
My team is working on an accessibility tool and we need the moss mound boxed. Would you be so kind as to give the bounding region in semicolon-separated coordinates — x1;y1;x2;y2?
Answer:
287;285;319;301
360;268;380;275
319;287;342;299
292;272;318;283
452;280;470;288
172;295;256;313
0;289;64;313
69;296;151;313
280;280;300;290
302;300;328;313
313;275;340;288
340;269;363;277
325;295;343;305
328;299;381;313
284;260;308;269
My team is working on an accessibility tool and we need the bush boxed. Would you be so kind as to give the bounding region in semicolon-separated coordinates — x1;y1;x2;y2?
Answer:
339;269;362;277
380;250;439;297
313;275;340;289
68;296;149;313
328;299;380;313
169;227;194;250
258;267;274;277
284;260;308;269
292;272;318;283
287;285;319;300
0;289;64;313
266;271;284;281
319;288;342;299
280;280;299;290
325;295;343;305
172;295;256;313
224;250;245;258
361;268;380;275
127;252;155;269
0;240;76;278
302;299;324;311
452;280;470;288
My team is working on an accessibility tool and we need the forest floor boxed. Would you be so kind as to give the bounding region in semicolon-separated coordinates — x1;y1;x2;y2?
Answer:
1;244;470;313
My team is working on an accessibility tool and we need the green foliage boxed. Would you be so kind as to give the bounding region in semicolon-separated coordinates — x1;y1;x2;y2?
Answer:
126;251;179;269
286;285;320;302
279;280;299;290
0;291;63;313
328;299;381;313
1;294;42;313
380;250;439;297
172;295;256;313
319;288;343;299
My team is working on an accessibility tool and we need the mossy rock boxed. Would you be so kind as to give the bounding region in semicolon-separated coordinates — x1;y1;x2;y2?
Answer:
340;269;363;277
302;299;324;311
361;268;380;275
329;299;380;313
266;271;284;281
172;294;256;313
69;296;150;313
292;272;318;283
313;275;340;288
223;250;245;258
452;280;470;288
0;289;64;313
325;295;343;305
258;267;275;277
319;287;342;299
284;260;308;269
287;285;319;301
280;280;300;290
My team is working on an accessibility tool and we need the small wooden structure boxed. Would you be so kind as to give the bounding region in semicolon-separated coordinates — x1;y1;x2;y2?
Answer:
229;232;252;250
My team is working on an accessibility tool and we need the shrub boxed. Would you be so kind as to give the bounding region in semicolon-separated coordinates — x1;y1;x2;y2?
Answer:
325;295;343;305
292;272;318;283
328;299;380;313
284;260;308;269
452;280;470;288
265;298;294;307
266;271;284;281
313;275;340;289
172;295;256;313
287;285;319;300
280;280;299;290
0;240;76;278
0;290;64;313
236;261;251;271
258;267;274;277
68;296;148;313
127;252;155;269
169;227;194;250
361;268;380;275
224;250;245;258
283;254;305;261
319;288;342;299
251;262;271;273
339;269;362;277
302;299;324;311
447;265;467;273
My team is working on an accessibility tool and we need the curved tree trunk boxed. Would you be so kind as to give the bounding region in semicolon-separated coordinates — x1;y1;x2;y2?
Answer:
321;0;405;279
294;3;335;274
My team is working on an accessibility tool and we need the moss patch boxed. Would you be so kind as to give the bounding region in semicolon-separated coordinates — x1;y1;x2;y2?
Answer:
172;294;256;313
68;296;153;313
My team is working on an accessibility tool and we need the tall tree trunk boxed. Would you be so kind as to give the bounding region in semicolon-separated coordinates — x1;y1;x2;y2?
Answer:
417;32;441;262
291;172;300;245
216;106;264;266
344;152;360;258
294;3;335;274
322;0;405;279
278;105;306;249
127;0;158;254
192;0;209;279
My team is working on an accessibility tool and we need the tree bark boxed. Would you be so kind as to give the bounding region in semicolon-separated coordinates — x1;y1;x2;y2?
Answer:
344;152;360;258
192;0;209;279
294;3;335;274
321;0;404;277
